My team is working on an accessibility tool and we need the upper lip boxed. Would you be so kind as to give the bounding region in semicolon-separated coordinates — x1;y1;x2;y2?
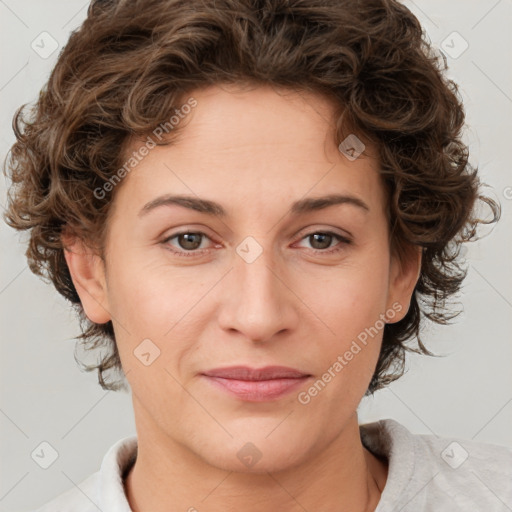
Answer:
202;366;310;381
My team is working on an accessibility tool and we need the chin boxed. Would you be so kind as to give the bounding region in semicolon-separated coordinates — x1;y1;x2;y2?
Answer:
193;428;313;474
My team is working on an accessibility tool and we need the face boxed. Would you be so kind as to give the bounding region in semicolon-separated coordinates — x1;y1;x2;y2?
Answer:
66;84;419;473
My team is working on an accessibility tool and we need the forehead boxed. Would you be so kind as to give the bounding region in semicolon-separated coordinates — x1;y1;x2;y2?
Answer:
167;83;355;157
112;84;384;220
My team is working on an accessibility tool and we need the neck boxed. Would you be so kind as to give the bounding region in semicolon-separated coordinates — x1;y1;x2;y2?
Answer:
123;410;388;512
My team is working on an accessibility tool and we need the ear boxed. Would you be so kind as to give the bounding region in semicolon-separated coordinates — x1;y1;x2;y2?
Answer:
62;233;112;324
385;244;422;323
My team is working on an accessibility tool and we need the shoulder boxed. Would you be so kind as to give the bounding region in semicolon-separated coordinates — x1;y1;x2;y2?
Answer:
31;435;137;512
360;418;512;512
412;424;512;510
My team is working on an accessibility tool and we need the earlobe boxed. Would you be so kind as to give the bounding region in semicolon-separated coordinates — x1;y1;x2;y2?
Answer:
386;244;422;323
62;234;112;324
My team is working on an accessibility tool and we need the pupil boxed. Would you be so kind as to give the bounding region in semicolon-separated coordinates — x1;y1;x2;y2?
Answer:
180;233;201;250
312;233;331;249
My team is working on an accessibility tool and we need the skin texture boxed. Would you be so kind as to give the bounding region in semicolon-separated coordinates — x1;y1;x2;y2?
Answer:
63;84;421;511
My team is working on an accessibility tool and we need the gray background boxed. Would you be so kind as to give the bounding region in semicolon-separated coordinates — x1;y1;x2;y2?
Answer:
1;1;511;510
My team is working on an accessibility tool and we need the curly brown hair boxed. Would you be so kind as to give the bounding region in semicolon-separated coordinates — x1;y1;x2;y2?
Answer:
3;0;499;393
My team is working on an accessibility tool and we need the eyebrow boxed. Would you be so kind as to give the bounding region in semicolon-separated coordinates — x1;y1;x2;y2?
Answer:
138;193;370;218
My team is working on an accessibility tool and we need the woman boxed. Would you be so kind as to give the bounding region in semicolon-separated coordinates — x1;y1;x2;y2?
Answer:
4;0;511;510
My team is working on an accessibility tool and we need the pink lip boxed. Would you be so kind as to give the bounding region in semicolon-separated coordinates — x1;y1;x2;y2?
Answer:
203;365;309;380
201;366;312;402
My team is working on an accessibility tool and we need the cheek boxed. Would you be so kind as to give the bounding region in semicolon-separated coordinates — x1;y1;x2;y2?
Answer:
106;250;203;325
108;270;169;332
298;255;390;400
105;255;214;371
308;259;390;339
302;272;388;411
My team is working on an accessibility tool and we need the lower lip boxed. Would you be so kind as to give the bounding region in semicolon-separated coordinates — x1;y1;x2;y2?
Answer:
202;375;311;402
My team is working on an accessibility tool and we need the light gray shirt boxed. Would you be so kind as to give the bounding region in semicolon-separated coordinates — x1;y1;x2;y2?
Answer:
32;418;512;511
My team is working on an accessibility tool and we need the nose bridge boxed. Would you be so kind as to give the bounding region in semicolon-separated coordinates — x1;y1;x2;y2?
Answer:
217;238;297;342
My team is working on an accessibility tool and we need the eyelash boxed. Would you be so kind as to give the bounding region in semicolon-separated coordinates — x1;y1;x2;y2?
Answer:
161;230;352;258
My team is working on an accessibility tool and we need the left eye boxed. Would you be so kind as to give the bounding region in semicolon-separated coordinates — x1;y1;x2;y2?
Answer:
295;232;349;252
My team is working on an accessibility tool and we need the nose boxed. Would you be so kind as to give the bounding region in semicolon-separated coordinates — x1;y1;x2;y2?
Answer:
216;244;299;343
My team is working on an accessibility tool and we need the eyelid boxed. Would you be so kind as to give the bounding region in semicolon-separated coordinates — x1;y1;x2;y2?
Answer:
293;230;352;251
293;224;353;243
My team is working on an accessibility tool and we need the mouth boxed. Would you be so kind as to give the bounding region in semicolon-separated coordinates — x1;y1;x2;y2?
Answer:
201;365;312;402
